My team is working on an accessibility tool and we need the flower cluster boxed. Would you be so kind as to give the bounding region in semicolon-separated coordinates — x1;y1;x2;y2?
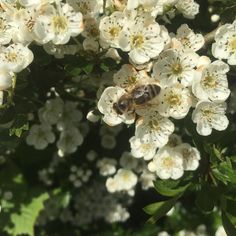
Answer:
0;0;84;104
97;11;232;181
26;97;86;156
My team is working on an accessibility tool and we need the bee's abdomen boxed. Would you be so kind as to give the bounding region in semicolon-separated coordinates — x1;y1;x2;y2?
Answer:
133;84;161;105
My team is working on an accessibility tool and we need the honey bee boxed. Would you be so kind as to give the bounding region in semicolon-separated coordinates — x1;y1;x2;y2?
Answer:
113;84;161;115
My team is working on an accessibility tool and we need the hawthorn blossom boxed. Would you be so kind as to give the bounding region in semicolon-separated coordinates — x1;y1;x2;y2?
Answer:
57;127;83;156
26;123;55;150
97;86;135;126
176;143;200;171
99;11;126;48
119;14;165;64
34;3;83;44
129;136;157;160
153;49;198;87
174;24;204;52
0;44;34;73
157;85;192;119
96;157;117;176
0;13;13;45
192;101;229;136
212;20;236;65
175;0;199;19
0;69;12;90
148;146;184;180
192;60;230;102
38;97;64;125
106;168;138;192
135;111;174;147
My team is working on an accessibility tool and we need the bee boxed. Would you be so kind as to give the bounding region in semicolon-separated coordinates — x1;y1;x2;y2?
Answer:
113;84;161;115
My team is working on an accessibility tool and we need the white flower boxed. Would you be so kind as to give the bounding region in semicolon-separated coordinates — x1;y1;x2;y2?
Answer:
57;101;83;131
148;146;184;180
97;86;135;126
99;11;126;48
105;204;130;223
129;136;157;160
192;60;230;102
113;64;152;90
119;14;165;64
0;44;33;73
175;0;199;19
114;168;138;191
119;151;138;170
0;13;13;45
215;226;227;236
135;111;174;147
10;6;40;44
174;24;204;52
38;97;64;125
67;0;102;19
212;20;236;65
176;143;200;171
97;157;117;176
56;127;83;156
26;123;55;150
192;101;229;136
0;69;12;90
153;49;198;87
106;177;119;193
140;170;155;190
157;85;192;119
34;3;83;44
86;110;100;123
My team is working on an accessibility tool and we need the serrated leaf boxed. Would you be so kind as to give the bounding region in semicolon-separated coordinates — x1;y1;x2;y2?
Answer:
82;64;93;74
195;185;218;213
226;199;236;216
222;211;236;236
5;192;49;236
154;179;190;197
143;197;178;224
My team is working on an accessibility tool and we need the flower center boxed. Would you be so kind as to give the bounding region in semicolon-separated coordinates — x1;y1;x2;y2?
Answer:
26;18;35;32
142;143;151;151
148;120;160;130
171;63;182;75
167;93;181;106
5;52;18;62
131;34;144;48
109;27;121;38
202;75;217;88
201;108;213;121
162;157;174;169
229;37;236;52
52;15;68;34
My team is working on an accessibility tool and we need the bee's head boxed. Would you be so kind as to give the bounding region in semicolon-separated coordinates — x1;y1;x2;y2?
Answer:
113;97;131;115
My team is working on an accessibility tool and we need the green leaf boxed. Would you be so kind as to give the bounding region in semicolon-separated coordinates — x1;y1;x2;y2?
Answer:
143;197;178;224
154;179;190;197
82;63;93;75
212;161;236;184
195;185;218;213
9;114;29;137
222;211;236;236
5;192;49;236
226;199;236;216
